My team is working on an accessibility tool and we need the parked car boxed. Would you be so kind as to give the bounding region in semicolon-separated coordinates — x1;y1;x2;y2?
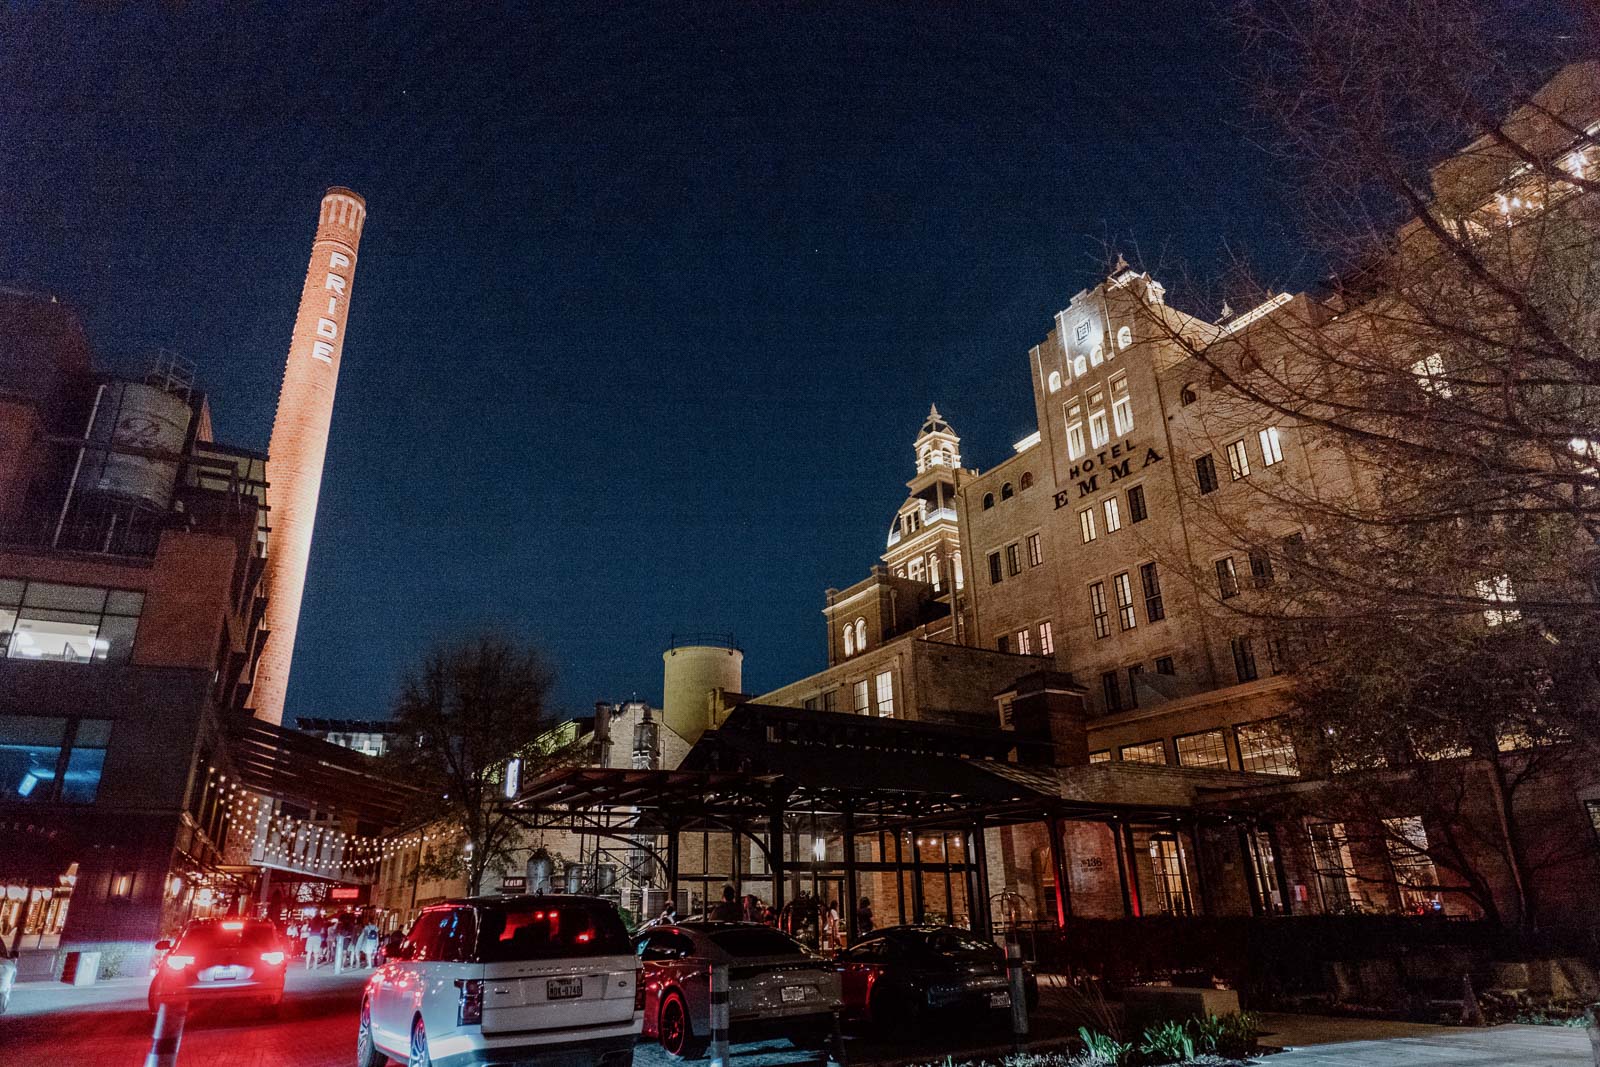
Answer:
635;921;841;1058
835;925;1036;1028
359;895;640;1067
0;948;16;1015
146;917;287;1014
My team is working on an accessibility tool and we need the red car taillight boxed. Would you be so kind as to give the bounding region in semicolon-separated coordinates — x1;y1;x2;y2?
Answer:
260;951;285;966
456;979;484;1026
165;955;195;971
634;970;645;1011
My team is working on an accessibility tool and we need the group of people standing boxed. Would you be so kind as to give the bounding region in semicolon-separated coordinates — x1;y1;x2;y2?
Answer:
281;909;381;970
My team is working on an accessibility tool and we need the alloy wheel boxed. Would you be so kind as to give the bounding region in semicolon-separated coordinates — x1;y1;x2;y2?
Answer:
409;1018;431;1067
661;996;686;1055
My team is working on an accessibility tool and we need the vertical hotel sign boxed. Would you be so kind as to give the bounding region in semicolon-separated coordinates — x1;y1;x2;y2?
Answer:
254;188;367;726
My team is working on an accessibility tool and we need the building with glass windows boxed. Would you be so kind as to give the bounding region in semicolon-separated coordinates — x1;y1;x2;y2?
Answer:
0;288;270;977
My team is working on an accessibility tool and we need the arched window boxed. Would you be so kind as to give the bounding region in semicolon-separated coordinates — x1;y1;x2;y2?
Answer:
1090;343;1105;367
1001;482;1014;501
1047;370;1062;394
1072;355;1088;377
1020;472;1034;490
941;446;955;466
854;619;867;653
843;623;855;657
982;493;995;510
1117;325;1132;350
1180;384;1198;406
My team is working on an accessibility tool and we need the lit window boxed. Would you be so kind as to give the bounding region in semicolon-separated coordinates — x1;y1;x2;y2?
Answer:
854;618;867;652
1079;508;1096;544
953;551;963;590
0;716;111;804
1236;718;1297;775
1047;370;1062;394
1411;353;1452;398
988;551;1003;585
1195;454;1218;494
874;671;895;717
0;580;143;664
1383;816;1442;912
1113;572;1136;630
1176;729;1229;770
1103;496;1122;533
843;622;856;657
1026;533;1043;567
1090;343;1104;367
852;680;869;713
1120;740;1165;765
908;556;926;583
1005;543;1021;577
1038;621;1054;655
1065;401;1085;460
1259;426;1283;466
1117;325;1132;350
928;553;941;591
1110;375;1133;436
109;872;136;901
1225;439;1250;480
1088;388;1109;447
1215;557;1239;599
1090;582;1110;639
1088;750;1111;764
1015;628;1032;655
1476;575;1519;626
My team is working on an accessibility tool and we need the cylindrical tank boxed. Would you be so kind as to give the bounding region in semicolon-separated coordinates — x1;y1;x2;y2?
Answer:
662;644;744;746
83;380;192;509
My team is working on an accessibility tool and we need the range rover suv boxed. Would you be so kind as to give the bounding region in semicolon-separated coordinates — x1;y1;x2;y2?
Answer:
358;895;641;1067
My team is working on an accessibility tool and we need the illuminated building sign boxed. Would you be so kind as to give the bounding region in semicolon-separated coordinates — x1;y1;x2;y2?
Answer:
328;886;361;902
1055;438;1164;507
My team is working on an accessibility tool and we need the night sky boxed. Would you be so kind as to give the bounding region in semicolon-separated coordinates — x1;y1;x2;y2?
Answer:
0;4;1311;718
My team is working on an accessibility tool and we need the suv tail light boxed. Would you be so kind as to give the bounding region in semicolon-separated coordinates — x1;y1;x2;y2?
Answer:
634;969;645;1011
165;955;195;971
260;951;285;966
456;979;484;1026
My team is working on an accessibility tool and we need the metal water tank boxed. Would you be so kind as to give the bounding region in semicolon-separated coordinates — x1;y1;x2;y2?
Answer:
661;642;743;746
83;381;193;510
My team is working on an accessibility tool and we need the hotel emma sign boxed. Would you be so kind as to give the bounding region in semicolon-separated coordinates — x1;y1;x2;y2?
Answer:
1054;437;1164;509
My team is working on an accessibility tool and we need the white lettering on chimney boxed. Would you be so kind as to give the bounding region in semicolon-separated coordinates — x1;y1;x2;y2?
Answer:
311;340;335;363
325;273;346;295
328;251;351;271
316;318;338;339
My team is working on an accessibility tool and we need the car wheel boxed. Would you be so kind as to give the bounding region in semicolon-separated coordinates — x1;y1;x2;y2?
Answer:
357;998;386;1067
408;1016;432;1067
657;992;707;1060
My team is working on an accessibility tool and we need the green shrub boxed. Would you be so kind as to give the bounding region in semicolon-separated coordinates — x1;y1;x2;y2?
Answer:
1137;1019;1196;1064
1077;1026;1133;1066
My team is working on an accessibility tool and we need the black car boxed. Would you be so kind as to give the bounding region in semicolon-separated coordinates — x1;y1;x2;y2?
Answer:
835;925;1037;1027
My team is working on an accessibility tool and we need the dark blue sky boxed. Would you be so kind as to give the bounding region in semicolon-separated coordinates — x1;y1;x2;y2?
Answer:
0;3;1310;717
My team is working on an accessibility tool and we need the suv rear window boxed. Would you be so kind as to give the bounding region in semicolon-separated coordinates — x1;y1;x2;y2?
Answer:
707;926;806;958
176;922;279;952
476;901;629;962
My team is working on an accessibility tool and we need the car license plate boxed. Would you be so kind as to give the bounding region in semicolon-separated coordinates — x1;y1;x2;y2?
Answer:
781;986;806;1003
204;966;245;982
988;991;1010;1008
547;977;583;1000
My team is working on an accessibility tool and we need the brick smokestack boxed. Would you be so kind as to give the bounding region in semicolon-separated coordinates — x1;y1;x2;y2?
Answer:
252;187;367;725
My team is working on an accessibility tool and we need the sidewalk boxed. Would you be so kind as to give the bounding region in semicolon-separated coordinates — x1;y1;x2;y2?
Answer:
4;967;370;1017
1260;1012;1592;1066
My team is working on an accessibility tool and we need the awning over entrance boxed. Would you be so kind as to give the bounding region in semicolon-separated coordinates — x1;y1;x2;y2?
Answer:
224;714;427;828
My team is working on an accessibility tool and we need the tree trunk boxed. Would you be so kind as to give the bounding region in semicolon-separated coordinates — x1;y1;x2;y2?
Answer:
1483;756;1537;928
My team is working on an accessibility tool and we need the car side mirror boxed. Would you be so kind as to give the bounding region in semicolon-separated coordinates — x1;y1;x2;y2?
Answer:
154;940;172;952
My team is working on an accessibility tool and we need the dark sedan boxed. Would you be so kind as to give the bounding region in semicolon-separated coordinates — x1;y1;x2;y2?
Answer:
835;925;1037;1028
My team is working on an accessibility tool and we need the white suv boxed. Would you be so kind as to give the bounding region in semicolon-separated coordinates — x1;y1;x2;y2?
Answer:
359;895;641;1067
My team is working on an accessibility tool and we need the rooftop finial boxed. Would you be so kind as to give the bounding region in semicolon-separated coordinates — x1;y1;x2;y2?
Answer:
1112;253;1129;274
928;402;941;419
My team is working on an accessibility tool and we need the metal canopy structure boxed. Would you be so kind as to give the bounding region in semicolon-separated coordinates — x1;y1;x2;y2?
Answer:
225;714;428;828
511;704;1275;935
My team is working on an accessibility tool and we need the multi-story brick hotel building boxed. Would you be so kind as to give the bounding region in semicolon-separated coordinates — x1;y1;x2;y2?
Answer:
748;62;1600;931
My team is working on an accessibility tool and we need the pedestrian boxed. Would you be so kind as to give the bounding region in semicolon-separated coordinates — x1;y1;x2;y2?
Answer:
304;913;325;970
822;900;842;952
335;911;357;968
711;885;742;922
855;896;874;938
357;918;380;968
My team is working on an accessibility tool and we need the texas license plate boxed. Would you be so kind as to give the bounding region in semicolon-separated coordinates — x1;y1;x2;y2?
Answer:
988;991;1010;1008
781;986;806;1003
547;977;583;1000
204;966;245;982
